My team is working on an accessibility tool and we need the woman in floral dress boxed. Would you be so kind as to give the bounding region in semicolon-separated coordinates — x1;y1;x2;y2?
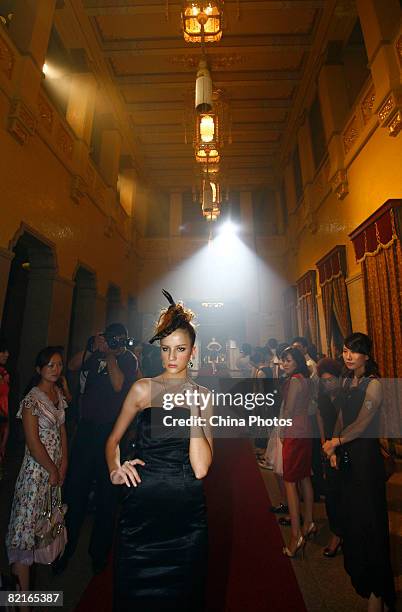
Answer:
6;346;68;594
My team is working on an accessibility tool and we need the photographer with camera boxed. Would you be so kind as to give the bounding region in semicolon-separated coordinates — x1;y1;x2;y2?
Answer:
53;323;138;576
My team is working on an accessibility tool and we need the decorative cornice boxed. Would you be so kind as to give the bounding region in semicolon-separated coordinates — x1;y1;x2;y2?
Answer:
169;53;243;71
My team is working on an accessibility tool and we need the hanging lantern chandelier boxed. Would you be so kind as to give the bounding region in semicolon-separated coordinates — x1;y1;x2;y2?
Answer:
195;59;213;113
194;110;221;163
201;177;221;221
181;1;224;44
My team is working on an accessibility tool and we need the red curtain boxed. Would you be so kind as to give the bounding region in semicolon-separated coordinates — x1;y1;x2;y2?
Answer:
350;201;402;378
317;246;352;355
350;201;402;438
296;271;319;348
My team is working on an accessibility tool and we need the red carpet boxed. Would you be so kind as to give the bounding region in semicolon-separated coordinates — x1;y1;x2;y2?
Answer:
75;439;306;612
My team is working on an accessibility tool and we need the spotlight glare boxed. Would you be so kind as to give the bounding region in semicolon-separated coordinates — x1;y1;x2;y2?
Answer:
219;221;238;236
42;62;49;75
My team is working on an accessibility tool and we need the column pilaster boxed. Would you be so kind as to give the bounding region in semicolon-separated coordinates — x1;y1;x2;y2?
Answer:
318;62;350;199
7;0;57;143
99;129;122;189
357;0;402;136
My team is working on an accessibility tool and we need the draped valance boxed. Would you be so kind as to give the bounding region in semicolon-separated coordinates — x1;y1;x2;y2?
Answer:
297;270;316;299
316;245;347;286
349;199;402;262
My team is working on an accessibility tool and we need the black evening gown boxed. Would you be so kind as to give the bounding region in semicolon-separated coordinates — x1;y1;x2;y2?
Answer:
114;406;208;612
338;379;396;608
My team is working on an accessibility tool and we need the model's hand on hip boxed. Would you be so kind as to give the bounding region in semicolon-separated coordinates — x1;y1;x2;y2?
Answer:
110;459;145;487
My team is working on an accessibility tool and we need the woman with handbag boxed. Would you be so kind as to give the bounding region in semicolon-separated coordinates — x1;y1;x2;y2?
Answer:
6;346;68;599
323;333;396;612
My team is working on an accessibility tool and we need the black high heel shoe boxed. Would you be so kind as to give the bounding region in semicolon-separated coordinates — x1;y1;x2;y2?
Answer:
270;503;289;514
303;522;318;540
323;539;342;557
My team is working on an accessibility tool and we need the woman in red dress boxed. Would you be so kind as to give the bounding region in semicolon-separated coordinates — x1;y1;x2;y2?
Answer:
280;347;314;558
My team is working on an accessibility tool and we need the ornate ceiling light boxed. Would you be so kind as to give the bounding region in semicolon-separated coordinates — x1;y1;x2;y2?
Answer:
194;110;221;163
201;176;221;221
195;59;213;113
182;1;224;44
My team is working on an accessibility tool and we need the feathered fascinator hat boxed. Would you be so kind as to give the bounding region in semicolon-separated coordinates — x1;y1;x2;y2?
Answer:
149;289;196;345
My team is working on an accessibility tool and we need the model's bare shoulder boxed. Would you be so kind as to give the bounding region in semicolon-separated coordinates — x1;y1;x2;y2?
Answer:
127;378;152;410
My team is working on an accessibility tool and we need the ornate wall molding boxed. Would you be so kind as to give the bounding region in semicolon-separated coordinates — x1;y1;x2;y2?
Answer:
331;168;349;200
170;53;243;71
361;84;376;125
378;89;402;137
343;115;359;154
0;32;14;80
8;99;36;145
396;35;402;68
56;124;74;159
71;175;88;205
37;94;54;134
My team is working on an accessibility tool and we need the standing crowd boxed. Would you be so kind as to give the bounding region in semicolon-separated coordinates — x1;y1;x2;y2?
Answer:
0;323;397;612
251;333;396;612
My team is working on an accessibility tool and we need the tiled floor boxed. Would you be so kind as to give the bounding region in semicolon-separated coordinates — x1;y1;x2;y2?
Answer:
259;461;402;612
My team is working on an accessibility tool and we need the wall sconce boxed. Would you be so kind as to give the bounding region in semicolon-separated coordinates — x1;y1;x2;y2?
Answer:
182;1;223;44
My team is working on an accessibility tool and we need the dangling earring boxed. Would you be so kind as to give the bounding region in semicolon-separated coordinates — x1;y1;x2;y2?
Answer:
188;360;193;368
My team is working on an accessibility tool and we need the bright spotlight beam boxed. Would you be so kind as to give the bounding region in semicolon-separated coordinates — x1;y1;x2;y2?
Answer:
218;221;238;236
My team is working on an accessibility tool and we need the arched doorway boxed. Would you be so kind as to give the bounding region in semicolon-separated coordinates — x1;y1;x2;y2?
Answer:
68;266;97;359
1;231;56;405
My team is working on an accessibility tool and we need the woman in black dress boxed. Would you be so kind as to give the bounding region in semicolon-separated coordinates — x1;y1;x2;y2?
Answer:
316;358;343;557
106;290;213;612
323;333;396;611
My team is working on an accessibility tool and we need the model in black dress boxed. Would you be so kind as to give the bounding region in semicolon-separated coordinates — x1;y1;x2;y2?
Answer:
323;333;396;612
106;291;213;612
